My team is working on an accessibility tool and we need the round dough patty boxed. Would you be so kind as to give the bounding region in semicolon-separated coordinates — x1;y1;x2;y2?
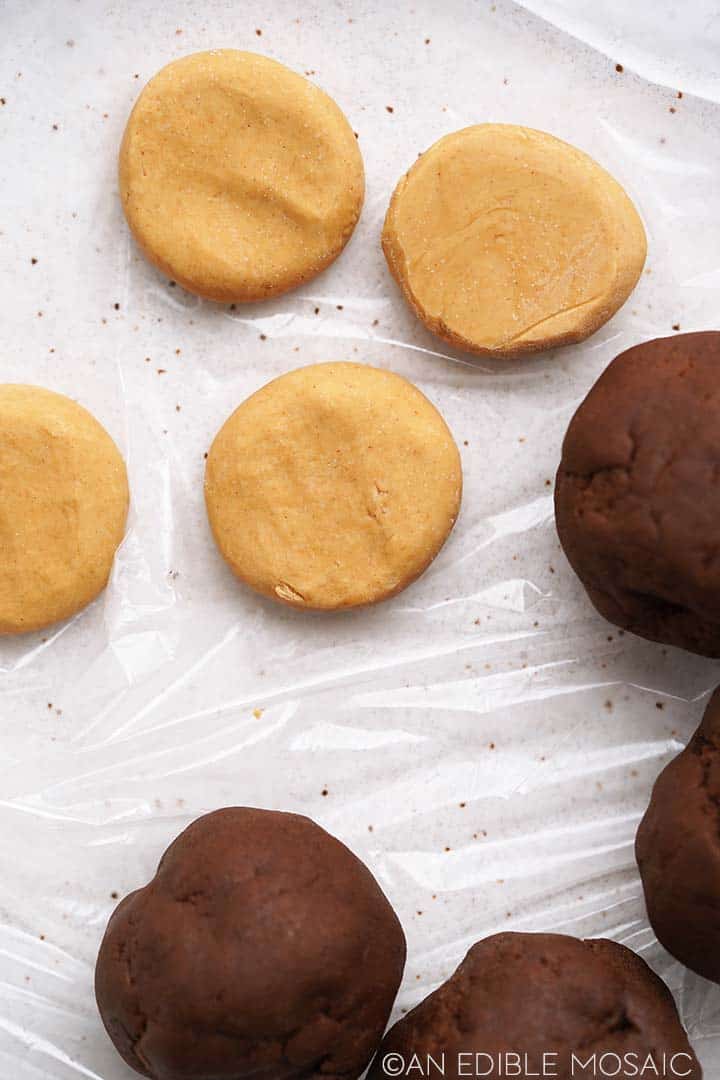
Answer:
0;385;128;634
204;362;462;610
382;124;646;358
120;50;364;302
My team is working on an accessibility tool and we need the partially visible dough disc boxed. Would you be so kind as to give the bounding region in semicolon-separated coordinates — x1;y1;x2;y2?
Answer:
0;385;129;634
119;50;364;302
204;362;462;610
382;124;646;358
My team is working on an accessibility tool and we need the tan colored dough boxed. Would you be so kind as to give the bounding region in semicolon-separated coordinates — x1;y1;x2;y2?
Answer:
204;362;462;610
0;386;129;634
382;124;647;358
119;50;364;302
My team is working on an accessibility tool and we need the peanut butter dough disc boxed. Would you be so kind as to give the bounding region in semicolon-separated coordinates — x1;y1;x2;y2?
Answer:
119;50;364;302
204;362;462;610
382;124;647;358
0;385;129;634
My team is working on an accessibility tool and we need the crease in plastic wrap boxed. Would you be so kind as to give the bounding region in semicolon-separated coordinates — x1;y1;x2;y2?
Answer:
2;0;720;1075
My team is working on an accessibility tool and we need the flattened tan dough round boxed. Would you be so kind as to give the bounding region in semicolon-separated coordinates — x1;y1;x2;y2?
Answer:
204;362;462;610
382;124;647;358
0;386;129;635
120;50;365;302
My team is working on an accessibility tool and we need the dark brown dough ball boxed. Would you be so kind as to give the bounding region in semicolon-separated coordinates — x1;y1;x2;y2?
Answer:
95;808;406;1080
555;332;720;656
637;687;720;984
367;932;700;1080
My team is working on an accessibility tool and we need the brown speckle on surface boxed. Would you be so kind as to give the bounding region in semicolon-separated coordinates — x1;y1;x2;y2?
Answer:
336;304;343;311
0;98;5;105
260;333;267;341
256;28;262;36
615;63;624;73
114;302;120;310
669;106;676;114
672;323;680;331
314;306;320;315
111;891;118;900
656;702;664;710
463;440;469;446
157;368;167;374
386;105;394;113
175;347;181;355
321;787;328;797
175;404;181;412
31;257;37;265
489;742;496;750
203;451;208;459
677;90;683;99
52;123;58;130
425;37;431;44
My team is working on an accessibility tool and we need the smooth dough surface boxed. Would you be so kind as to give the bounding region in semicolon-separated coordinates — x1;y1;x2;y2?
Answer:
204;362;462;610
382;124;647;358
0;385;129;634
120;50;365;302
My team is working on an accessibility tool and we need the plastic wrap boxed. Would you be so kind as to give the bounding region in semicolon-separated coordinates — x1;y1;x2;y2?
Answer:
2;0;720;1075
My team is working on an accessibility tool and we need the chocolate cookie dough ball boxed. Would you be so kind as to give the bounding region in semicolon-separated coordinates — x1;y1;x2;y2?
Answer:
368;933;700;1080
96;808;406;1080
555;332;720;656
637;687;720;983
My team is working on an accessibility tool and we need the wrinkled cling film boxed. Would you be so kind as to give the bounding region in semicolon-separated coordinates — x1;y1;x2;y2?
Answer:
2;0;720;1076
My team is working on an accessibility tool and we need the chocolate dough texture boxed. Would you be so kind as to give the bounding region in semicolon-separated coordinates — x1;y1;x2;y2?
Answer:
637;687;720;984
95;808;406;1080
367;933;700;1080
555;331;720;656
